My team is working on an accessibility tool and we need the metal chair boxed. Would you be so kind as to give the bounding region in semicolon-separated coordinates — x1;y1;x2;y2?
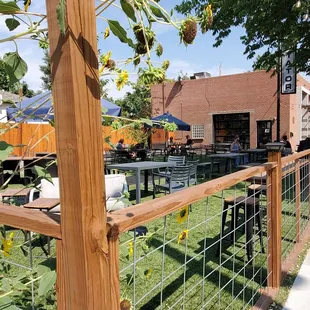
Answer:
155;155;186;177
167;155;185;165
152;165;192;198
187;160;199;185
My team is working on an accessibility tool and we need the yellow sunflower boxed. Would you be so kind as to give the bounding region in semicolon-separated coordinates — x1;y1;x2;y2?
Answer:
99;66;105;75
144;268;153;279
116;70;129;90
178;229;189;244
128;241;133;257
206;4;212;17
104;27;110;39
24;0;31;12
1;232;14;257
176;206;189;224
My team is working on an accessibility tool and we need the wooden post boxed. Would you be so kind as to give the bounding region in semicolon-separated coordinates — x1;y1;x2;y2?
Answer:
108;235;121;309
56;239;65;310
267;151;282;288
46;1;112;308
295;159;301;243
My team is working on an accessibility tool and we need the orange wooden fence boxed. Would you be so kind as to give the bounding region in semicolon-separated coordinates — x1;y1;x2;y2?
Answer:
0;123;169;155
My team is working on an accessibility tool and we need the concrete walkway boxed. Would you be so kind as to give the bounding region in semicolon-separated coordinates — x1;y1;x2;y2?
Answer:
283;249;310;310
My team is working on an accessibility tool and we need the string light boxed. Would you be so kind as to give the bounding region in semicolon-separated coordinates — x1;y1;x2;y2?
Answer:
303;10;309;21
296;0;302;8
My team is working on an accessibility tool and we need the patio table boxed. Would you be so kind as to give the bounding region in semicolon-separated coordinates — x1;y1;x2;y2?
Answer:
24;198;60;211
208;153;249;176
107;161;176;203
241;149;267;162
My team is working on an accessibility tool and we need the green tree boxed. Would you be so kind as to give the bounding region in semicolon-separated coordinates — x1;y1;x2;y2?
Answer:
0;58;11;91
0;59;35;97
40;51;111;98
39;50;52;91
115;82;151;119
176;0;310;74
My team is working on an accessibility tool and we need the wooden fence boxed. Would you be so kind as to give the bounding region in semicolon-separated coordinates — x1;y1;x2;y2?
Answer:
0;123;169;155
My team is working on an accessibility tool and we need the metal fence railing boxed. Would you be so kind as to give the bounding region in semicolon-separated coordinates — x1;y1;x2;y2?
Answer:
114;168;272;309
281;154;310;260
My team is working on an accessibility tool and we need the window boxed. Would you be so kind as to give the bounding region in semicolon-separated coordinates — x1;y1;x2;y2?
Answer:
192;124;205;139
213;113;250;145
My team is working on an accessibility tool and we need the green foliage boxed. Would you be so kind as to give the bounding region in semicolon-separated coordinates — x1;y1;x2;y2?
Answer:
5;18;20;31
138;66;166;85
175;0;310;74
3;52;28;85
0;1;20;13
31;165;52;182
115;82;151;119
39;50;52;91
0;256;57;309
149;4;169;22
108;20;135;48
38;271;56;296
120;0;137;22
0;141;13;162
56;0;66;35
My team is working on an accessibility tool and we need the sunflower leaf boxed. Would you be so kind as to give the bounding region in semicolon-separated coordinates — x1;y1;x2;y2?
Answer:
107;20;135;48
3;52;28;85
149;5;169;23
120;0;136;22
0;141;13;161
5;18;20;31
0;1;20;13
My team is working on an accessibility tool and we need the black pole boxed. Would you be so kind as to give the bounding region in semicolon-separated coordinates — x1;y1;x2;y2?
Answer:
277;60;281;142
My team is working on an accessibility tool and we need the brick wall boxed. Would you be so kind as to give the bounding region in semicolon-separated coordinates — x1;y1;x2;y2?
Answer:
151;70;304;148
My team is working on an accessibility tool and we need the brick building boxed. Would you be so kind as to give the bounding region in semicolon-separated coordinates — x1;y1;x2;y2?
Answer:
151;70;310;150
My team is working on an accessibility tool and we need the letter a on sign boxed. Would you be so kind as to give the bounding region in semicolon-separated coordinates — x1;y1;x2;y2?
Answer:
281;52;296;94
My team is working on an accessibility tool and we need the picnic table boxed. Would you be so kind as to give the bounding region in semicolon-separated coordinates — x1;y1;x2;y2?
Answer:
241;149;267;162
107;161;176;203
208;153;249;176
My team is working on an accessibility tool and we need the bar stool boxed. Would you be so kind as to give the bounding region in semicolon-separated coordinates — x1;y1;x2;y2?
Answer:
248;184;267;198
218;195;264;261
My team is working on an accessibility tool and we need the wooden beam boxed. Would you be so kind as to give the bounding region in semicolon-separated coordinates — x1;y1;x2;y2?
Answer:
267;152;282;288
0;204;60;239
108;162;277;235
46;0;110;309
281;149;310;165
56;239;66;310
108;235;120;309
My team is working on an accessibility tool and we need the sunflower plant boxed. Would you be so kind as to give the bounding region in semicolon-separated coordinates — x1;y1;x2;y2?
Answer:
0;0;213;92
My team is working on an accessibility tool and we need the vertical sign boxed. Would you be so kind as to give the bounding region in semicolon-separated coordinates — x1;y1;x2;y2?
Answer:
281;52;296;94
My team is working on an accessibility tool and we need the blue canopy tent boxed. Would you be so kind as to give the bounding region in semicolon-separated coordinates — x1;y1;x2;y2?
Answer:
151;112;191;131
7;91;121;122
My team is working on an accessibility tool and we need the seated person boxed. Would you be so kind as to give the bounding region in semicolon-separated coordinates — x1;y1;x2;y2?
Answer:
185;135;193;148
115;139;136;159
167;136;176;154
132;143;147;160
116;139;125;150
282;135;292;149
230;135;241;153
230;135;248;166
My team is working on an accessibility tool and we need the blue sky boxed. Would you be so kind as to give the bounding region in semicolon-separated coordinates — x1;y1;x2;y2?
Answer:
0;1;256;99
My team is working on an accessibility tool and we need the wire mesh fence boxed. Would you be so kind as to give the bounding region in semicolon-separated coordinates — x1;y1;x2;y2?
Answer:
281;154;310;260
0;205;57;309
119;175;269;310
